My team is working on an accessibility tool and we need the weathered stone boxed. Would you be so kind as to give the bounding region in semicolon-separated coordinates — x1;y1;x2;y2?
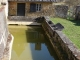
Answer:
75;6;80;20
54;5;68;18
41;16;80;60
8;2;55;18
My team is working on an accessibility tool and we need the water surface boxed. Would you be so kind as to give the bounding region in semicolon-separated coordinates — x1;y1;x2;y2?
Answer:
8;26;59;60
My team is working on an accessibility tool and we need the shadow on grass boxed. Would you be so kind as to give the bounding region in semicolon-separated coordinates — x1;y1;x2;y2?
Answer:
69;19;80;26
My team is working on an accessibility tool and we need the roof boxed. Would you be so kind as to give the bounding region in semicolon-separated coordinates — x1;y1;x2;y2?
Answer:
8;0;57;2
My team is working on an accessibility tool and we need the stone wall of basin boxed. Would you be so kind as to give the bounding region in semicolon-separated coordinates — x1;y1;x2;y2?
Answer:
41;16;80;60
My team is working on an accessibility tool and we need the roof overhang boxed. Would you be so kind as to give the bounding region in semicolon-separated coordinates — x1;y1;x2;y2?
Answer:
8;0;56;2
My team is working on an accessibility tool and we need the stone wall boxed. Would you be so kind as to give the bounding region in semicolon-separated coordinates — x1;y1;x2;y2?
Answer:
8;2;55;18
26;2;55;18
8;1;80;20
0;6;9;60
8;1;69;20
8;2;17;16
75;6;80;20
54;5;68;18
41;16;80;60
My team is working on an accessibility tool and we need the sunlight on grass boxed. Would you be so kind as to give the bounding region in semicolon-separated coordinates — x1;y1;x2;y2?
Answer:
50;18;80;49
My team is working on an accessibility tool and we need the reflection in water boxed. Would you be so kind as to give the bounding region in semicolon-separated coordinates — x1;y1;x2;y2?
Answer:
35;42;41;50
8;26;59;60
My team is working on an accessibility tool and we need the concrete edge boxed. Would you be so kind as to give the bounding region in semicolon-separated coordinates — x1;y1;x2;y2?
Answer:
8;34;14;60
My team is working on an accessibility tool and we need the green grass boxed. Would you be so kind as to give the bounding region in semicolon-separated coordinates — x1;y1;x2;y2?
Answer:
50;18;80;49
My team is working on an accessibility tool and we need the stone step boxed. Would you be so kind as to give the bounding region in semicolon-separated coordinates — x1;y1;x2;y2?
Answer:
8;16;35;21
7;21;41;25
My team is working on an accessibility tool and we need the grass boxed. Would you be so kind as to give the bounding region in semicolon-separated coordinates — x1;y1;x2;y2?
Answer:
50;18;80;49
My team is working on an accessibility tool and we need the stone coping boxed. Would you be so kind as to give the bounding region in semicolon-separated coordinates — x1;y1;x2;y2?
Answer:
56;30;80;60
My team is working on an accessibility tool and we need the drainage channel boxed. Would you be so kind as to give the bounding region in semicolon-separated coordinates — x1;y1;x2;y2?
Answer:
8;25;59;60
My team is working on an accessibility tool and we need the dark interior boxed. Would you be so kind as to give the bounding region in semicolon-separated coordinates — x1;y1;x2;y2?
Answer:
17;3;25;16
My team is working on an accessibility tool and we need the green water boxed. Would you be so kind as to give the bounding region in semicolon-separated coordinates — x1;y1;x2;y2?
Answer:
8;25;59;60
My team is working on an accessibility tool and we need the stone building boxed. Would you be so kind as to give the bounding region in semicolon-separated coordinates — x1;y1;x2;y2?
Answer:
8;0;64;19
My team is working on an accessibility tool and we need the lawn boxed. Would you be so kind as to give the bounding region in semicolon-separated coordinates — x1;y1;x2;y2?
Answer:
50;18;80;49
